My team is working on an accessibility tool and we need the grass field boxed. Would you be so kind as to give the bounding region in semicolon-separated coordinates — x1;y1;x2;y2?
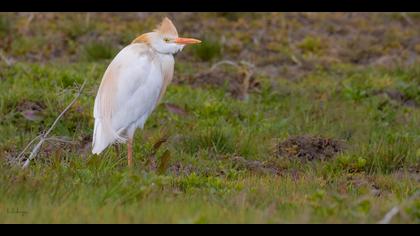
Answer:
0;13;419;223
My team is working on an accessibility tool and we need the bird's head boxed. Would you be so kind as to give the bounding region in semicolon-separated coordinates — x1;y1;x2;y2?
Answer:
133;17;201;55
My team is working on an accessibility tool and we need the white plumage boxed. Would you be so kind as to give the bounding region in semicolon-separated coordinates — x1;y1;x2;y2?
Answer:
91;17;201;167
92;44;164;154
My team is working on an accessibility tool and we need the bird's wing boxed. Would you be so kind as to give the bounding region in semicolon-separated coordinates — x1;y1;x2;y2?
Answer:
92;43;163;153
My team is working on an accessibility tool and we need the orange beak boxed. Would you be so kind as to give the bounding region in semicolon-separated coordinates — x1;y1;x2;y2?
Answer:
174;37;202;45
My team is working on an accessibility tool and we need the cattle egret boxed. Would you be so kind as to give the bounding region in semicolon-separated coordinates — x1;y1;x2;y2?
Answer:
92;17;201;167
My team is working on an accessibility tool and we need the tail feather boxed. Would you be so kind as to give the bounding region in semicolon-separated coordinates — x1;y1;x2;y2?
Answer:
92;119;125;154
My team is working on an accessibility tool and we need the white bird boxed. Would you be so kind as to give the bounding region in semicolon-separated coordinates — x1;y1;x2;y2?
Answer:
92;17;201;167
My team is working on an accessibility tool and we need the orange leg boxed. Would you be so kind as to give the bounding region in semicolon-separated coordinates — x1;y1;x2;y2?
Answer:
127;138;133;167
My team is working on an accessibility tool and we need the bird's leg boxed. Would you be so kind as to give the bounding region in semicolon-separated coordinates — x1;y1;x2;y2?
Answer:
127;138;133;167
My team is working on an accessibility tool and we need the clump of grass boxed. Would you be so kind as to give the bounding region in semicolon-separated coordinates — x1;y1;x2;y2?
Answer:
0;15;11;37
61;19;93;40
81;41;117;62
340;72;379;102
175;173;228;193
342;82;370;102
181;127;235;155
298;36;326;55
362;134;417;174
191;37;222;62
0;15;13;37
10;35;66;60
396;80;420;106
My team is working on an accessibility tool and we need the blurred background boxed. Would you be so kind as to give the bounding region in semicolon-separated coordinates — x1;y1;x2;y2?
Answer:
1;13;419;73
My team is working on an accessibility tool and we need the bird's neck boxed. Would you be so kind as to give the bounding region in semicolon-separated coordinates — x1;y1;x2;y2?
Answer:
157;53;174;81
156;53;175;103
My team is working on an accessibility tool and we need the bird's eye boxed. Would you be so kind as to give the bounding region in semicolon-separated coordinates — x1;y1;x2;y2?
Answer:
164;38;170;43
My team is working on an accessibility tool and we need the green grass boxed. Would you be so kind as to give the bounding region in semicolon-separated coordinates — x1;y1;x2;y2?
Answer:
0;13;419;223
0;15;11;37
191;37;222;62
0;62;418;223
82;41;118;62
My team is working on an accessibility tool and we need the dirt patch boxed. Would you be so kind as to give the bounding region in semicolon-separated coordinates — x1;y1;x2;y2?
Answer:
393;166;420;183
192;61;260;100
231;156;282;175
384;90;419;108
36;134;92;163
344;174;382;196
75;134;92;157
16;100;46;121
372;89;419;108
168;162;196;176
276;135;345;161
162;103;189;117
